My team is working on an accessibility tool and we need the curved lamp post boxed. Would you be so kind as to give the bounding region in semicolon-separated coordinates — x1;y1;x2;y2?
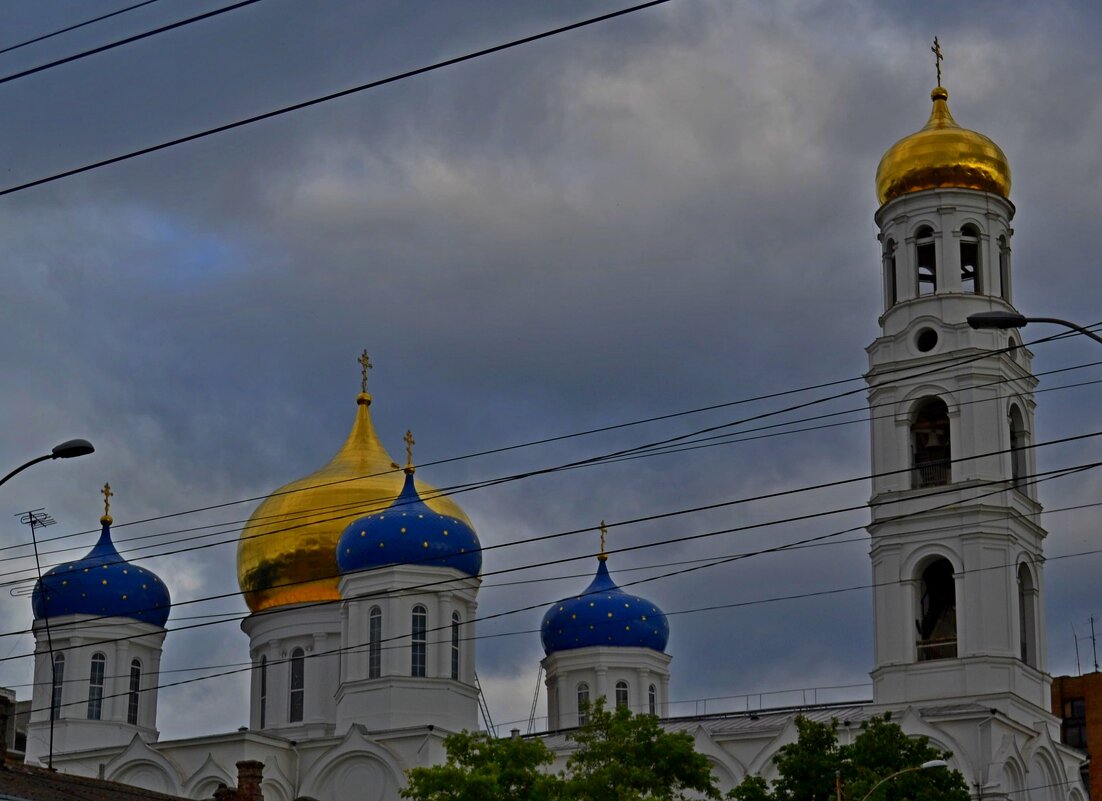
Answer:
0;439;95;489
967;312;1102;346
857;759;949;801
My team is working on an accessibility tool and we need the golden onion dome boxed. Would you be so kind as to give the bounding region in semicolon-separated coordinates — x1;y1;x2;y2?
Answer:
875;86;1011;205
237;391;472;612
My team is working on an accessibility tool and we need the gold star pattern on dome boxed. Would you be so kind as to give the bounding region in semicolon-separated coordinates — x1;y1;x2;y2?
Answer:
100;483;113;524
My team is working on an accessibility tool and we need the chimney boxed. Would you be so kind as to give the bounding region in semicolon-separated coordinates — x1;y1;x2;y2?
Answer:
236;760;264;801
0;695;11;769
212;785;235;801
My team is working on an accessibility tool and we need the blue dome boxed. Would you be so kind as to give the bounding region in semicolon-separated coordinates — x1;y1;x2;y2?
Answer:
337;471;481;577
541;558;669;655
32;521;171;628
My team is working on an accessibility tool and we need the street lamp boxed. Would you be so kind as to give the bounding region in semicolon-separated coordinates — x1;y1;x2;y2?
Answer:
967;312;1102;346
0;439;95;488
857;759;949;801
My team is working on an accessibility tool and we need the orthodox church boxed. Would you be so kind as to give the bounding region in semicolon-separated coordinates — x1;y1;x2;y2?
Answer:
20;71;1089;801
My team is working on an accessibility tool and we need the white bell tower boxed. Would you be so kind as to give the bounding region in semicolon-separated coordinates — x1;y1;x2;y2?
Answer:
865;81;1051;725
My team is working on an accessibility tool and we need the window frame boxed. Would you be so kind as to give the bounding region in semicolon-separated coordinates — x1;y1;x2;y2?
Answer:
128;659;142;725
87;652;106;720
289;647;305;723
411;605;427;678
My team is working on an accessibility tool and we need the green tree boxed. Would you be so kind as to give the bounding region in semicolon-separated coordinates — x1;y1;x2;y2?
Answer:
401;730;563;801
727;714;969;801
564;698;721;800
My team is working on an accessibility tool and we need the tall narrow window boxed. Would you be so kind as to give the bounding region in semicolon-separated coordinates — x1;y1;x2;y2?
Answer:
917;558;957;661
911;397;951;488
577;682;590;726
289;647;305;723
258;656;267;728
87;652;106;720
411;605;427;678
998;235;1011;301
1018;563;1038;667
128;659;141;725
884;239;897;307
615;680;629;709
50;653;65;721
960;224;981;293
368;607;382;679
451;612;461;681
1009;405;1027;488
648;684;657;716
915;226;936;295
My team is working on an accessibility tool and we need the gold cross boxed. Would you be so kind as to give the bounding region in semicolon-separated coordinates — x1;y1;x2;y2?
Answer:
598;520;608;561
931;36;944;87
404;430;415;472
358;350;373;393
101;483;113;518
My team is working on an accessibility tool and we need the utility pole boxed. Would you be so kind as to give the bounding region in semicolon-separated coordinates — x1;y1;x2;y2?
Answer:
18;509;57;769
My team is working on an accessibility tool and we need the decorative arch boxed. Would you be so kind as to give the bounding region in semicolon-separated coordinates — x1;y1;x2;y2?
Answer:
182;752;234;798
298;726;405;801
105;733;182;796
690;726;744;792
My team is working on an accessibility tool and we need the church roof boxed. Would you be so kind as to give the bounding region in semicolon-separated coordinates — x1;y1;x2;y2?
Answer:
540;556;669;655
337;469;481;578
0;761;193;801
32;517;171;629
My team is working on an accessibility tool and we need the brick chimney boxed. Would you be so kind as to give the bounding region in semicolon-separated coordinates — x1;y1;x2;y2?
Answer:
235;760;264;801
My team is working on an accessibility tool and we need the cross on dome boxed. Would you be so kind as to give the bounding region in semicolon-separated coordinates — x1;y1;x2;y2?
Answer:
403;430;415;474
100;482;114;524
598;520;608;562
358;349;373;393
931;36;944;87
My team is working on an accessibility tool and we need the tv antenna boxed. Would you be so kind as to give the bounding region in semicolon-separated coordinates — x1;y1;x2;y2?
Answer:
17;508;58;769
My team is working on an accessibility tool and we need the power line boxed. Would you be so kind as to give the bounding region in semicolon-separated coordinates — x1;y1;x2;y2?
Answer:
0;0;164;56
8;452;1095;674
0;0;674;197
4;323;1091;557
0;1;264;86
8;357;1099;580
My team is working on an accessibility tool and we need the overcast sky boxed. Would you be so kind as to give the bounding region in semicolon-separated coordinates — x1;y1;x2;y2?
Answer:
2;0;1102;740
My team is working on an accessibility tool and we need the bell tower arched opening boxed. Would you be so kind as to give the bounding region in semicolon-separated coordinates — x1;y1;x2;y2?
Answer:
916;558;957;661
911;397;950;488
960;224;981;293
915;226;937;295
1018;562;1038;668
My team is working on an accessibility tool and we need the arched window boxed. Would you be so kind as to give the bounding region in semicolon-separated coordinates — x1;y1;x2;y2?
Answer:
648;684;657;716
1018;563;1038;667
87;652;106;720
911;397;951;488
1009;405;1027;487
50;653;65;720
577;682;590;726
451;612;461;681
289;647;305;723
128;659;142;725
411;605;427;678
998;235;1011;300
368;606;382;679
257;656;267;728
915;226;936;295
615;680;629;709
917;558;957;661
960;224;981;293
884;239;897;307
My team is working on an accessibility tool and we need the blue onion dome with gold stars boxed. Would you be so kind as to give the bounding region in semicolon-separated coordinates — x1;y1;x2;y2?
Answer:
337;437;481;578
32;485;171;628
541;544;669;655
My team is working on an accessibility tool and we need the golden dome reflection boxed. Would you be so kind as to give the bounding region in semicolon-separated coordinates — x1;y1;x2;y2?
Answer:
875;86;1011;205
236;391;472;612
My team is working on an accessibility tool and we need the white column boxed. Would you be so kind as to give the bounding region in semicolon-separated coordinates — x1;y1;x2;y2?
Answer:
437;593;453;679
594;667;608;707
113;640;131;722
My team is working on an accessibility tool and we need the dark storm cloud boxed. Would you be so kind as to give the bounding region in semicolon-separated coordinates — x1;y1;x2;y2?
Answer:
1;1;1101;734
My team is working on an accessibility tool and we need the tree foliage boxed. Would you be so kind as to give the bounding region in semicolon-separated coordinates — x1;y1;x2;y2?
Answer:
564;699;721;800
728;714;969;801
401;730;562;801
402;699;721;801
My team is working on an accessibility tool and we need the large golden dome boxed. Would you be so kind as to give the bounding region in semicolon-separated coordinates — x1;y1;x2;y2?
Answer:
875;86;1010;205
237;391;471;612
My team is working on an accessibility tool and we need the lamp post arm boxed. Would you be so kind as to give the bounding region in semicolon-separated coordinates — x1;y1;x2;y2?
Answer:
858;767;919;801
0;453;52;489
1023;317;1102;347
